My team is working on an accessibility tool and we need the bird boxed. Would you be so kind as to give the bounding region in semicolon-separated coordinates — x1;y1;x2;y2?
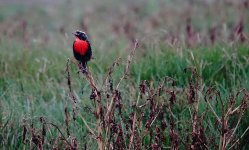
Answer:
72;30;92;73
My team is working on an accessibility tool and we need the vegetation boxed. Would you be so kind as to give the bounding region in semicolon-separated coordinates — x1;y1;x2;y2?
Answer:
0;0;249;149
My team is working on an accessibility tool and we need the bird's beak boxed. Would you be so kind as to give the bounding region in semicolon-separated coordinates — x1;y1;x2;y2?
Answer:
72;32;77;36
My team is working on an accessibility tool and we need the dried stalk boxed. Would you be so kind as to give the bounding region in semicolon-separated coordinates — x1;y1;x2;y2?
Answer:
105;40;138;121
79;114;97;138
83;71;103;150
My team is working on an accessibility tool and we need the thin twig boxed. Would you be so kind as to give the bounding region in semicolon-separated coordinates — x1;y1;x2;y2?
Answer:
44;122;72;148
225;114;242;147
105;40;138;121
228;126;249;150
128;92;140;149
101;57;121;91
79;114;97;138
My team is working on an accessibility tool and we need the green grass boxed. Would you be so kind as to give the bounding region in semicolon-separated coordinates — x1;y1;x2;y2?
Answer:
0;0;249;149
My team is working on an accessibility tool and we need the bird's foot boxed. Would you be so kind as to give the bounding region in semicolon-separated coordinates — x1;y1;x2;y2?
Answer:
77;62;88;75
77;67;88;75
82;68;88;75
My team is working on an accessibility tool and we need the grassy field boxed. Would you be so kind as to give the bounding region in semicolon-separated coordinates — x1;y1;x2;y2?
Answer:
0;0;249;149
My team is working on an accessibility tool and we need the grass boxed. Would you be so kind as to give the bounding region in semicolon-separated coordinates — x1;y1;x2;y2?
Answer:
0;0;249;149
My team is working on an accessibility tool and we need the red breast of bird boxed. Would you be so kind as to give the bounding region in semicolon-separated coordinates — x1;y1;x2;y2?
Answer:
73;37;89;56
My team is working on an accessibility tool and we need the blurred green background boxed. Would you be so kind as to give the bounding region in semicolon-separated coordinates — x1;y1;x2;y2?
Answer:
0;0;249;149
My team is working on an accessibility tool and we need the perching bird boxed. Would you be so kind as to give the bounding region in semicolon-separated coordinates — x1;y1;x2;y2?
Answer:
72;30;92;73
